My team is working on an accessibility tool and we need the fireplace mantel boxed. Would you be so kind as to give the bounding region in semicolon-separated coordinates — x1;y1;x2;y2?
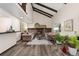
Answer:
28;28;52;33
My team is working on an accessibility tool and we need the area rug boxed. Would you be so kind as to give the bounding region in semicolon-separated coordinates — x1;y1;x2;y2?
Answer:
27;38;52;45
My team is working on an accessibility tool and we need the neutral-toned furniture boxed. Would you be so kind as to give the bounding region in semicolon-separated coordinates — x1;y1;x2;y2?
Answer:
47;32;56;44
22;34;31;42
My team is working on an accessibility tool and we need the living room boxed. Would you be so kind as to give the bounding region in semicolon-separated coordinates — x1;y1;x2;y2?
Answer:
0;3;79;56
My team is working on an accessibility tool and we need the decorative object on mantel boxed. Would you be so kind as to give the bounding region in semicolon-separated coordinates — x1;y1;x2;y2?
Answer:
64;19;73;31
34;23;47;28
40;25;47;28
34;23;40;28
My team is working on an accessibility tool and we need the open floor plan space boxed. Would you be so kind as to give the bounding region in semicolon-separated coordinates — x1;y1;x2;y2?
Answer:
1;3;79;56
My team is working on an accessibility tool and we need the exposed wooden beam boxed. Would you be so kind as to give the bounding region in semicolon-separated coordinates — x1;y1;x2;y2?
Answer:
31;3;53;18
64;3;67;5
35;3;57;13
34;9;51;18
22;3;27;12
33;7;53;18
18;3;27;13
31;3;34;10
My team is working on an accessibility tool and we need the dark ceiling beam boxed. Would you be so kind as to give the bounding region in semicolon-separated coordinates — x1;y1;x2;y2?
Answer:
64;3;67;5
22;3;27;12
35;3;57;13
33;7;53;18
31;3;53;18
34;7;53;16
18;3;27;14
31;3;34;10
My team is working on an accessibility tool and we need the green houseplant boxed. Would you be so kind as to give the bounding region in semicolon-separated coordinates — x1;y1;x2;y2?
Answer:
55;33;64;44
68;35;79;55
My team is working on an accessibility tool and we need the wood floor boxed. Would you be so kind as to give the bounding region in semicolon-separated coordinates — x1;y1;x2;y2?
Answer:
0;41;73;56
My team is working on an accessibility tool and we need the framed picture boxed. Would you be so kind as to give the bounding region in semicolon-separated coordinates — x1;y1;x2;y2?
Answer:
64;19;73;31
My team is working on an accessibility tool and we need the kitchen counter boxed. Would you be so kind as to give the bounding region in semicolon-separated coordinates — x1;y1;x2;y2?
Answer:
0;31;21;54
0;31;20;34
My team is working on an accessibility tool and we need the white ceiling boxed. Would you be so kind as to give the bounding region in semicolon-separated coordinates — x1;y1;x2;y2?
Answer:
0;3;33;23
33;3;65;17
41;3;65;10
33;4;56;15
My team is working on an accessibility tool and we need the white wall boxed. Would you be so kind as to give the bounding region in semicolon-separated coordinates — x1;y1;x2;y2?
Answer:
0;7;21;54
26;3;33;21
20;3;33;30
32;11;53;28
22;3;33;24
52;3;79;36
0;8;20;32
0;3;33;24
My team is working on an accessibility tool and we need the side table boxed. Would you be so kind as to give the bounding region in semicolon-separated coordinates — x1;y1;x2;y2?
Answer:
22;34;31;42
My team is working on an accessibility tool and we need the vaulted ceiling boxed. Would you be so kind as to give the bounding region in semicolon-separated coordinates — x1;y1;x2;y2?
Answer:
32;3;65;18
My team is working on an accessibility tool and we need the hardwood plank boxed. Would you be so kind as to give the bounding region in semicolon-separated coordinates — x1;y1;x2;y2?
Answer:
44;45;52;56
17;45;32;56
1;41;24;56
40;45;48;56
0;42;72;56
28;45;36;56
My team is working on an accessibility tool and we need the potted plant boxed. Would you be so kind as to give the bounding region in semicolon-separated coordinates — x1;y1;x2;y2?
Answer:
60;35;69;53
68;35;79;55
55;33;64;44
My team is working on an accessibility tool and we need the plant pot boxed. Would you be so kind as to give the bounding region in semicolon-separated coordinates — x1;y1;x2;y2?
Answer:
68;46;77;56
56;41;62;44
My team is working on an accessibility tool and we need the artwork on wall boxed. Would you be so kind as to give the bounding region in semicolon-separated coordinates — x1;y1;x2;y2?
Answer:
64;19;73;31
